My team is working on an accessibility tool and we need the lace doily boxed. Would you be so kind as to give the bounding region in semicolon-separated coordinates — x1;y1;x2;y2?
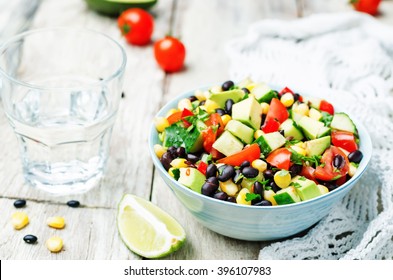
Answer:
226;12;393;260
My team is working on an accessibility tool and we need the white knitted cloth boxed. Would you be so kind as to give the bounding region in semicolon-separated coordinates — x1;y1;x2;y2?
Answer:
226;12;393;260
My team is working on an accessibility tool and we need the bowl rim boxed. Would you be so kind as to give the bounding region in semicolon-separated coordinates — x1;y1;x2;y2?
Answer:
149;84;372;210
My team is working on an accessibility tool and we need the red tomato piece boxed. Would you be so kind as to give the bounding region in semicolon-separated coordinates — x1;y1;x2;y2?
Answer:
265;98;289;124
118;8;154;46
202;127;216;153
197;161;208;175
181;108;194;128
266;148;292;170
331;131;358;153
261;118;280;133
300;165;319;184
205;113;224;136
352;0;381;16
279;86;294;96
335;176;347;186
154;36;186;73
210;147;224;160
319;100;334;115
167;111;182;125
217;144;261;166
315;146;349;181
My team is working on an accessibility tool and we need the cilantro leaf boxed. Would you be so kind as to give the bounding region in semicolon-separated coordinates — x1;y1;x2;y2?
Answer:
172;168;180;181
320;112;333;127
245;193;261;202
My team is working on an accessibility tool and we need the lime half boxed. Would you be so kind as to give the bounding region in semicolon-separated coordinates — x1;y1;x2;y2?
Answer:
117;194;186;259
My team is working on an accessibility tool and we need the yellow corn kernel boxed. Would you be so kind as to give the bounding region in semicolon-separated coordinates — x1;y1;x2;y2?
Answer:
203;99;220;113
260;102;270;115
170;158;188;169
263;190;277;206
46;236;63;253
294;141;306;149
309;108;322;121
291;145;307;156
178;98;193;111
219;180;239;197
154;144;167;159
252;159;267;173
210;85;222;93
349;163;358;177
236;188;252;205
194;89;207;101
294;103;309;116
47;216;65;229
221;114;232;126
254;130;264;139
154;117;170;133
280;92;295;107
11;212;29;230
274;170;291;188
317;184;329;195
166;108;180;118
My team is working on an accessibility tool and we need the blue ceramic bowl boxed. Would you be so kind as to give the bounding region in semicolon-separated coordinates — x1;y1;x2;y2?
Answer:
149;88;372;241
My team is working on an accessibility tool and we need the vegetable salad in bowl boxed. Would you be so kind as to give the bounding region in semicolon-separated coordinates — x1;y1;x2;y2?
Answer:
153;79;364;207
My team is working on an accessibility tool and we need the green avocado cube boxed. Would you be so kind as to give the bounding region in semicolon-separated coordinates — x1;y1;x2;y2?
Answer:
225;120;254;144
274;186;301;205
279;119;304;141
178;167;206;193
291;176;323;201
232;97;262;130
212;131;244;156
304;136;331;156
298;116;325;140
209;89;245;108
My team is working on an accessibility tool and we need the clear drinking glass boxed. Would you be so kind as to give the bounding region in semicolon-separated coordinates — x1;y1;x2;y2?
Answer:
0;28;126;195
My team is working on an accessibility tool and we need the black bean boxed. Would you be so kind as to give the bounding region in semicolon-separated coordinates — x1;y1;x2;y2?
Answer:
199;100;206;106
160;152;174;170
242;167;259;178
254;200;272;207
121;92;125;98
14;199;26;208
348;150;363;164
202;182;218;197
270;181;281;193
167;146;178;158
186;153;199;163
206;164;218;178
67;200;80;208
263;169;274;179
176;147;186;159
225;99;234;115
221;80;234;91
321;181;337;192
289;164;303;177
188;96;197;102
294;93;300;101
279;130;285;136
240;160;250;170
214;192;228;201
333;154;345;169
233;169;243;184
206;177;219;186
218;165;235;182
23;234;38;244
252;181;264;196
215;108;226;116
241;87;250;94
227;197;236;203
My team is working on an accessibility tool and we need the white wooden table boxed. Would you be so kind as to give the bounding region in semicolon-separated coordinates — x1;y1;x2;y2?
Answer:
1;0;393;260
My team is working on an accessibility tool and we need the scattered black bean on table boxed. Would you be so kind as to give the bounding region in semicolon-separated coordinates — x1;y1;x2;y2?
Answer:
23;234;38;244
67;200;80;208
14;199;26;208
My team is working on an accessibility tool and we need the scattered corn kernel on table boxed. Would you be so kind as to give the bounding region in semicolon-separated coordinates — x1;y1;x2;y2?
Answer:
1;0;393;260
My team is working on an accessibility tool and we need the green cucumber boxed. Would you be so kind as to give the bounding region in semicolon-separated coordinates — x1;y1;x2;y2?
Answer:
279;119;303;140
330;112;357;134
85;0;157;16
254;132;286;156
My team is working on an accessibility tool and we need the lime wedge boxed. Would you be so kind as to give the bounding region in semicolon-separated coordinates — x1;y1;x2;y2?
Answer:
117;194;186;259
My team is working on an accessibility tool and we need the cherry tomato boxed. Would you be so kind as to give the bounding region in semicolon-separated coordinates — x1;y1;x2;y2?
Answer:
266;148;292;170
261;118;280;133
331;131;358;153
319;100;334;115
154;36;186;72
118;8;154;46
352;0;381;16
202;127;216;153
265;98;289;124
217;144;261;166
315;146;349;181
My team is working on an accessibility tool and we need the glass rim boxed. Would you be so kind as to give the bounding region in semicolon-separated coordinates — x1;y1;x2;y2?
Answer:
0;27;127;91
